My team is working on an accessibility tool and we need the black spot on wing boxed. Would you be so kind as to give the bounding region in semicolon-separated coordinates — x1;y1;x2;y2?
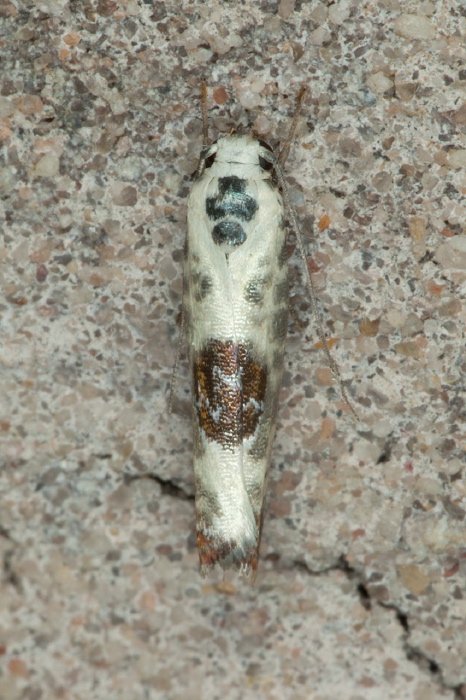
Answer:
212;220;246;247
218;176;246;194
206;177;258;222
206;195;258;222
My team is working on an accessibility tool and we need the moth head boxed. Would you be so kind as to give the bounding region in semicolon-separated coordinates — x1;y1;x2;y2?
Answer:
199;133;275;180
211;135;271;167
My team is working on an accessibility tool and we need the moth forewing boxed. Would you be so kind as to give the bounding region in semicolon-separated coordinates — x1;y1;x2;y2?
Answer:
184;134;288;577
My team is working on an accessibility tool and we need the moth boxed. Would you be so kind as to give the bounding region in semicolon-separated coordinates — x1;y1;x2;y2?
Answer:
173;85;356;578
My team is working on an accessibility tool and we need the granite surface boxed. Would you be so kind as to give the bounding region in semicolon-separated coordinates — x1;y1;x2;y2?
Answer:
1;1;465;698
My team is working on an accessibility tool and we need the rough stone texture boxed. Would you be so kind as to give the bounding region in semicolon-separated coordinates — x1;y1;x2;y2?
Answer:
0;1;465;699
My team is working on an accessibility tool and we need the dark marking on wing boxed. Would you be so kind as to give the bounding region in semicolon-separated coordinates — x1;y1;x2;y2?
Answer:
244;278;264;305
194;340;267;451
244;274;272;305
197;530;258;574
272;348;285;371
206;176;258;222
273;308;289;341
212;220;246;247
242;346;268;438
248;424;270;460
247;481;264;510
218;176;246;195
192;272;213;301
277;239;288;268
194;476;222;518
273;278;289;304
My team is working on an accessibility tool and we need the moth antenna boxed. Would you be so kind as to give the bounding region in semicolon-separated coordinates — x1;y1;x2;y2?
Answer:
278;84;307;168
289;303;305;332
172;84;210;411
201;80;209;145
168;306;186;414
269;154;359;419
194;82;212;180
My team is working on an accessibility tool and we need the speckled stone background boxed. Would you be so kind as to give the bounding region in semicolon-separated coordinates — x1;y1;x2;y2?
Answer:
1;1;465;698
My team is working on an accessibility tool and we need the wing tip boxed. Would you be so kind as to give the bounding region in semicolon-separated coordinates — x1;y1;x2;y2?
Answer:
197;531;259;581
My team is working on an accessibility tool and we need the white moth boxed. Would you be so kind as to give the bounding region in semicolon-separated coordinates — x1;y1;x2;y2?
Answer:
175;86;356;578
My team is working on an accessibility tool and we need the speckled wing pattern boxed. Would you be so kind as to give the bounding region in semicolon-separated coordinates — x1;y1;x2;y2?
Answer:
184;135;288;576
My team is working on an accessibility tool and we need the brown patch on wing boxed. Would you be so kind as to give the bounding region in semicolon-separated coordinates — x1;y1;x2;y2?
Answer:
194;340;267;450
242;345;268;437
197;531;258;575
197;532;234;568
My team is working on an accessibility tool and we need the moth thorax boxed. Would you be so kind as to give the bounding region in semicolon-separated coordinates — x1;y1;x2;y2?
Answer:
206;175;258;252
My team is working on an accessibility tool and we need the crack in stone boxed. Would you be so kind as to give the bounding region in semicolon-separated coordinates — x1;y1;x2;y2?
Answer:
286;553;463;696
279;554;372;610
124;471;194;501
113;475;466;695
